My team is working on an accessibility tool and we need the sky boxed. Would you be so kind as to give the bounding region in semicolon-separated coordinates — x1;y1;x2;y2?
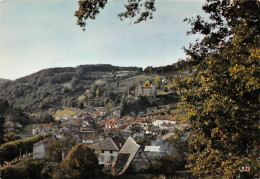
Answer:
0;0;205;80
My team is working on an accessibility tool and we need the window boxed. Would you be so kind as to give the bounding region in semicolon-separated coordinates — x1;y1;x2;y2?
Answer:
110;151;113;154
111;156;115;162
102;150;104;153
101;155;104;162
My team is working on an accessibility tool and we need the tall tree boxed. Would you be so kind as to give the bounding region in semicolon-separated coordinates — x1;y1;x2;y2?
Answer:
60;143;99;178
46;136;75;162
0;99;9;145
178;0;260;178
154;75;160;88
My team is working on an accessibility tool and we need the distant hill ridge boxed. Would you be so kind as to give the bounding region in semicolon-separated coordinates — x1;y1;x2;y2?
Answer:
0;63;186;115
15;64;142;82
0;78;11;88
0;64;142;113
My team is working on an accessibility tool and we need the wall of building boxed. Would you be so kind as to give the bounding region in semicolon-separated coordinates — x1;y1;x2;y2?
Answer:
33;143;47;159
97;150;118;166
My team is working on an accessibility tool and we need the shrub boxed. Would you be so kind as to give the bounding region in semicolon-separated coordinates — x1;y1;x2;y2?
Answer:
0;166;27;179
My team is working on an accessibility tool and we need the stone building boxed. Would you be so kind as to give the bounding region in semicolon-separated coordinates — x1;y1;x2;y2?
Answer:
88;136;125;167
135;82;156;97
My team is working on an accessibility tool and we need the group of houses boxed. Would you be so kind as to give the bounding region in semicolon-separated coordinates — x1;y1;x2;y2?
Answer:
33;135;153;176
32;105;177;143
31;105;181;175
3;115;23;133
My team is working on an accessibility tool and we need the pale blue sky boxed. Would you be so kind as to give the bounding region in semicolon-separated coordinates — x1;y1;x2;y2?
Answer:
0;0;205;80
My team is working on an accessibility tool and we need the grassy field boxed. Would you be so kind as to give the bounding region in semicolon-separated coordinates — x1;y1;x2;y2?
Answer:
55;108;79;116
77;95;86;101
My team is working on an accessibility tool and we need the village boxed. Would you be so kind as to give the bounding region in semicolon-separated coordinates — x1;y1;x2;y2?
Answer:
31;104;184;175
2;79;186;176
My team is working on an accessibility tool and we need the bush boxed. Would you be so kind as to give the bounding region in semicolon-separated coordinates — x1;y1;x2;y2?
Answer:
21;159;45;179
2;143;17;161
61;143;99;178
1;133;51;162
0;166;27;179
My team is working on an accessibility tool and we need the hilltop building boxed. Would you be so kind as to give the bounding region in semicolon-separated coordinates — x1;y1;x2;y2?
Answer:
135;81;156;97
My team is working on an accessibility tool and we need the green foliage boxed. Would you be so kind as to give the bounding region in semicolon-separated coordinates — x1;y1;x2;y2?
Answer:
144;60;188;73
4;132;21;143
0;133;51;162
154;75;160;88
0;166;27;179
2;143;17;162
167;128;189;163
60;143;99;178
143;80;151;88
0;159;47;179
179;0;260;178
96;87;100;97
46;137;75;162
19;159;45;179
118;0;156;24
0;99;9;145
152;155;185;174
75;0;155;31
37;113;54;124
55;108;77;117
0;65;141;113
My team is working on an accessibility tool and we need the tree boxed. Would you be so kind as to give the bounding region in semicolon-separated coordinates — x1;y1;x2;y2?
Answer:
154;75;160;88
0;166;27;179
167;128;189;164
0;99;9;145
46;136;75;162
178;1;260;178
60;143;99;178
152;155;184;174
75;0;156;31
39;113;54;124
2;143;18;162
96;87;100;97
143;80;151;88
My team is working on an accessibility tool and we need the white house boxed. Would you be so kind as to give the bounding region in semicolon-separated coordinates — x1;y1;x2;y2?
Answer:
153;116;177;129
88;136;125;167
33;139;49;159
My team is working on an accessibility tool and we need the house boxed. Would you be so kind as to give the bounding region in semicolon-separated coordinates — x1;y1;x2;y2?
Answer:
82;134;97;144
146;126;161;135
80;120;96;133
88;136;125;167
112;137;151;176
135;82;156;97
32;125;44;135
32;124;53;135
112;110;121;118
153;116;177;129
33;139;50;159
4;121;15;132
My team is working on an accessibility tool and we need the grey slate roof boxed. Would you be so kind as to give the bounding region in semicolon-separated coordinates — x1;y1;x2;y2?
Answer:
113;153;130;169
88;137;119;151
111;136;125;149
112;137;140;175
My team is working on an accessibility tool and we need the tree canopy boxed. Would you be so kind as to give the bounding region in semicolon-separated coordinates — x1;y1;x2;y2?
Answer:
46;136;75;162
75;0;156;30
0;99;9;145
176;0;259;178
60;143;99;178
